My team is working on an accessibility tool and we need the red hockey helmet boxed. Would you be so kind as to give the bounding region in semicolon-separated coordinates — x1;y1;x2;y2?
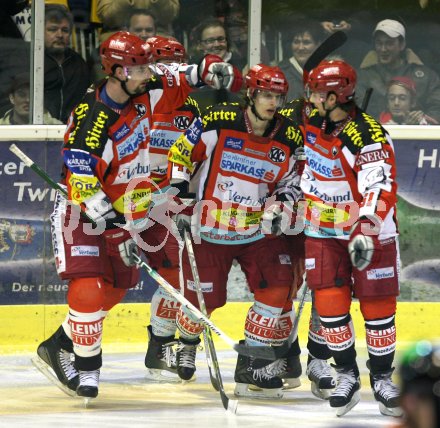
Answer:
245;64;289;96
147;36;186;62
100;31;153;75
306;60;357;103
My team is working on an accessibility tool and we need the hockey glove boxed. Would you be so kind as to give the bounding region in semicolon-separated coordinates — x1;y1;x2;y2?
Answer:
262;204;282;236
348;217;382;271
173;199;197;240
197;54;243;92
82;189;117;223
103;228;138;267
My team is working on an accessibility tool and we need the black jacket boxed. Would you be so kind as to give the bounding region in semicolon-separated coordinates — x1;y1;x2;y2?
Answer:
44;48;91;122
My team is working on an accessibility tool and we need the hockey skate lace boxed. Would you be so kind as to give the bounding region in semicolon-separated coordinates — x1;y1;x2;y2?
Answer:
374;377;400;400
334;371;356;397
161;342;177;368
58;350;78;381
307;359;333;380
263;358;287;377
252;365;276;382
79;370;99;387
176;344;197;369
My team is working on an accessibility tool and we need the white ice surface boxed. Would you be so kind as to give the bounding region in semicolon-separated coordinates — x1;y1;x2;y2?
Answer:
0;348;399;428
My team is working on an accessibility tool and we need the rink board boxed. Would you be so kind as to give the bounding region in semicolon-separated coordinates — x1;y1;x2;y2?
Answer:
0;301;438;354
0;126;440;305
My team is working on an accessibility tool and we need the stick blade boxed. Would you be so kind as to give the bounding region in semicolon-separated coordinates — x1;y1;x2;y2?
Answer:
303;31;348;83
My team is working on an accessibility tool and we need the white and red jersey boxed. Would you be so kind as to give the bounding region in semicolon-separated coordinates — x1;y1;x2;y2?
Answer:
149;95;200;185
63;67;193;222
282;102;398;240
168;103;304;244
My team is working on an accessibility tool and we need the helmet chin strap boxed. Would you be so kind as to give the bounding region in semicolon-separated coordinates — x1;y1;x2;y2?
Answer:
250;99;265;121
112;73;135;97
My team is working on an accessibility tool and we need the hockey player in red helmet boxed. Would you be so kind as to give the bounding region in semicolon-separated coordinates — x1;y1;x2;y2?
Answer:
33;31;244;403
100;31;155;96
289;59;402;417
139;36;202;382
147;35;186;63
305;59;356;113
166;64;306;397
245;64;289;120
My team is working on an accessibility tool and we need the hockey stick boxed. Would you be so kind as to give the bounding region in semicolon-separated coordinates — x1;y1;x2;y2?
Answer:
132;252;285;360
183;229;238;413
303;31;348;80
292;282;309;340
183;228;220;390
9;143;106;228
361;88;373;111
10;143;287;361
9;143;284;360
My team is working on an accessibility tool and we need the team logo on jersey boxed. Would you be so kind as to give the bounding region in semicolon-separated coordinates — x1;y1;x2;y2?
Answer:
245;147;265;157
363;166;385;188
366;267;395;280
71;246;99;257
114;123;130;141
268;146;286;163
306;131;317;145
305;147;346;179
64;150;95;175
156;63;174;87
185;117;203;145
174;115;191;130
355;149;389;166
217;180;234;192
134;103;147;118
332;146;339;157
224;137;244;151
117;123;145;159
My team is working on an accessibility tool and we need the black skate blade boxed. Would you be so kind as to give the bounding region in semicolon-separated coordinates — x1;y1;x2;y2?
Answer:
233;341;288;361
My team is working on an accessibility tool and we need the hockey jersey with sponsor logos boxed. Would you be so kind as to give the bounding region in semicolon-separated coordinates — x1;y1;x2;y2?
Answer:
168;103;304;244
149;95;200;184
281;101;398;239
63;68;193;221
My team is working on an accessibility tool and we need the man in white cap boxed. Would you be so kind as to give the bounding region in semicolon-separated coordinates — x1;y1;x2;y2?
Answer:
357;18;440;123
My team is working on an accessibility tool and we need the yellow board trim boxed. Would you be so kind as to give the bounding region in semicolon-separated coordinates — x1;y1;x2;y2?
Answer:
1;302;437;354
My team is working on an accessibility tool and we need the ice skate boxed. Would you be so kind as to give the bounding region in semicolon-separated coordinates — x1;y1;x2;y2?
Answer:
32;326;79;397
176;337;200;382
261;344;302;390
144;325;180;383
234;345;283;399
306;357;335;399
77;369;99;407
329;364;361;416
370;368;403;417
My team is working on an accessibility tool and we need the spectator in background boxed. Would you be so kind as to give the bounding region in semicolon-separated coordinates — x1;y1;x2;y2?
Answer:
44;4;91;122
380;76;439;125
126;8;156;41
224;4;271;67
91;9;157;82
96;0;179;41
278;19;324;100
189;17;243;110
358;19;440;123
0;0;30;116
0;73;62;125
397;340;440;428
190;17;245;71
